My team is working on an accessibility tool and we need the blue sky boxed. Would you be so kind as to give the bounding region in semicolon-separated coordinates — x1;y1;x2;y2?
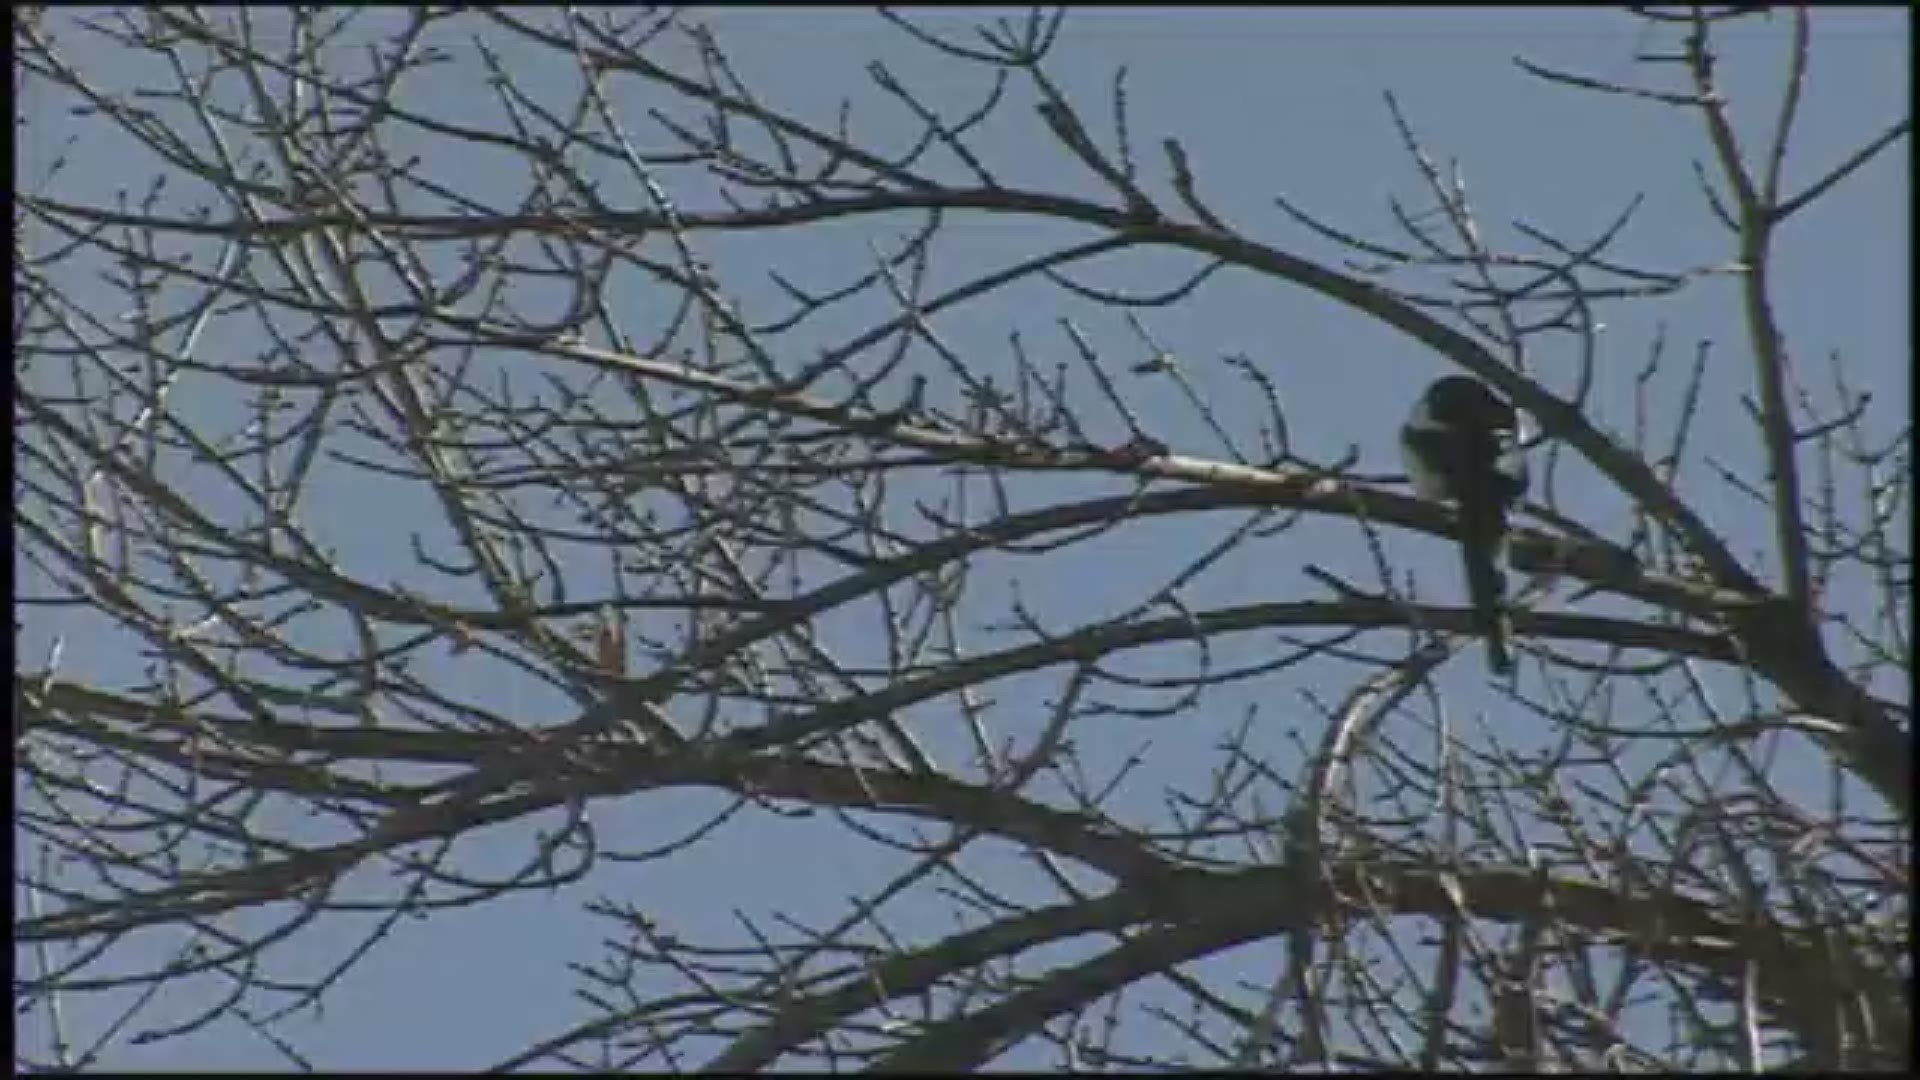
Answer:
15;7;1907;1070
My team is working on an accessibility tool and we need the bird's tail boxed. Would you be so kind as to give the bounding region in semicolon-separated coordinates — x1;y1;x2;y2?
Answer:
1459;507;1512;674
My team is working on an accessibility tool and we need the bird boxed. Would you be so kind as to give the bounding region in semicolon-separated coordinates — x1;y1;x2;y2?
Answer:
1400;375;1529;674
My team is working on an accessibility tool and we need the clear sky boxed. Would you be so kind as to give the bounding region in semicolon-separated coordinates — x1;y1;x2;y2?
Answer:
15;7;1908;1070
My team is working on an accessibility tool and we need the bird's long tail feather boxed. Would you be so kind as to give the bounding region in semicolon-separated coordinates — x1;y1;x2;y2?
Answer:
1458;503;1511;674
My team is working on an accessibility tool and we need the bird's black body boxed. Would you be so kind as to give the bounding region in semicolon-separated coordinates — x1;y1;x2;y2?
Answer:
1400;376;1528;673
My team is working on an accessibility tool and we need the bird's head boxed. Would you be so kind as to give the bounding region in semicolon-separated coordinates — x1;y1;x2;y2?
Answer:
1422;375;1517;434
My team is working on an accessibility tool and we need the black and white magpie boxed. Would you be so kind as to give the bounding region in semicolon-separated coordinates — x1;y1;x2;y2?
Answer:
1400;376;1529;673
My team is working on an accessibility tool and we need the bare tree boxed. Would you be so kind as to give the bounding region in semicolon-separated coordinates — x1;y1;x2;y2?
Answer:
15;7;1908;1071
